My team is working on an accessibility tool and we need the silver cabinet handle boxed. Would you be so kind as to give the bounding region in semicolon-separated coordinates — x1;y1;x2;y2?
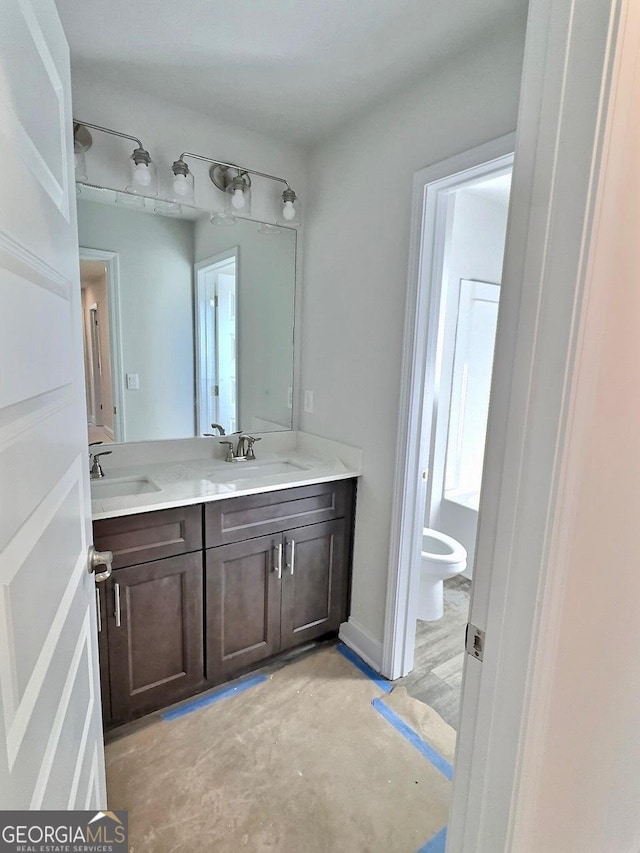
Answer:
114;582;121;628
88;545;113;582
274;543;283;580
95;588;101;633
288;538;296;576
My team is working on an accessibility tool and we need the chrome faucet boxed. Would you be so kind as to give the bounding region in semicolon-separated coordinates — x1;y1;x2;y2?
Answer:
89;442;112;479
220;434;262;462
204;423;226;436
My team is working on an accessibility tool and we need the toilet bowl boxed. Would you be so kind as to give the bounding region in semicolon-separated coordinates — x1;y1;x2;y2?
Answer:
417;528;467;621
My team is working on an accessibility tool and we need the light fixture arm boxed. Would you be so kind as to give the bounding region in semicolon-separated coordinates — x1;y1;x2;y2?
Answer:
178;152;292;191
73;119;144;150
71;120;298;218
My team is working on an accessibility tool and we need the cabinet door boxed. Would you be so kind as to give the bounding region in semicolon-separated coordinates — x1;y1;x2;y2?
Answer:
95;584;111;725
206;535;282;682
280;519;349;650
107;552;204;723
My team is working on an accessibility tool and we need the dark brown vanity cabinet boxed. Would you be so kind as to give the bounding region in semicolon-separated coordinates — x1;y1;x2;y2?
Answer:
95;584;111;724
104;553;204;723
205;518;349;682
94;480;355;727
279;519;349;650
94;506;205;725
204;482;353;682
205;535;282;681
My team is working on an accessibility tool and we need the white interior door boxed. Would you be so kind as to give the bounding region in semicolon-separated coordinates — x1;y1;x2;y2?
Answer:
215;269;238;432
195;250;238;435
0;0;107;808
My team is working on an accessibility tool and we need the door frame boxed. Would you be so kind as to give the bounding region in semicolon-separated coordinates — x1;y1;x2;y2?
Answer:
194;248;240;435
79;248;124;442
87;303;103;427
382;135;515;681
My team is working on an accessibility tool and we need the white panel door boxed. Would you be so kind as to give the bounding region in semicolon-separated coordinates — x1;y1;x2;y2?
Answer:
0;0;107;808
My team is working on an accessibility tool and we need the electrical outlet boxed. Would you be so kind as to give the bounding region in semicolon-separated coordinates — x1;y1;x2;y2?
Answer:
304;389;314;413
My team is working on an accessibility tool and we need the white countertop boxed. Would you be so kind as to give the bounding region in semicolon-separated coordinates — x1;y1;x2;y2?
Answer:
91;432;362;520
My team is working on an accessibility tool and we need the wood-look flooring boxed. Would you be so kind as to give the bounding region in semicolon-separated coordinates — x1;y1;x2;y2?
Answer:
88;424;113;444
394;576;471;730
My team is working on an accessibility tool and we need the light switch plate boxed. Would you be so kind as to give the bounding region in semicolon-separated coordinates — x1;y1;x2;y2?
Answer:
126;373;139;390
304;389;314;413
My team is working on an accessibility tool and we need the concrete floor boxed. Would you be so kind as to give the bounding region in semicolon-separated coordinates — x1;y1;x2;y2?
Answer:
106;646;454;853
394;576;471;729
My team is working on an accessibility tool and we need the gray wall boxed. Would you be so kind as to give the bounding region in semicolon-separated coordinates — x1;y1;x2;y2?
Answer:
299;22;527;652
78;199;195;442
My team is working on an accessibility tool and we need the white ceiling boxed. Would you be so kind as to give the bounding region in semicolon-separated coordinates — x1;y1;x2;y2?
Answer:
55;0;527;146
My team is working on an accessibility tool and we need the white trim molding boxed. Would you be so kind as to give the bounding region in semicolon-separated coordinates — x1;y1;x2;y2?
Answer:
448;0;626;849
338;618;383;672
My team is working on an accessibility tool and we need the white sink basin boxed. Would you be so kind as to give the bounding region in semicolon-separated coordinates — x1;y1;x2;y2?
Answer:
91;476;161;499
207;460;307;483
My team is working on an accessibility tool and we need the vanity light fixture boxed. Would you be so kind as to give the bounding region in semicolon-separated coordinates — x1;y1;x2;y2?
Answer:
73;120;158;196
171;151;300;226
73;123;91;182
209;165;252;220
279;187;301;226
170;158;195;204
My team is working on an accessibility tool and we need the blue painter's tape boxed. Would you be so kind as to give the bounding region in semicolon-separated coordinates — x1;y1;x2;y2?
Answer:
371;698;453;780
336;643;393;694
161;674;268;721
417;826;447;853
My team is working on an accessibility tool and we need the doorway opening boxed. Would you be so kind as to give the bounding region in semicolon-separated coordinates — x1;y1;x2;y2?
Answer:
195;249;239;436
383;136;515;725
396;170;511;725
80;249;124;443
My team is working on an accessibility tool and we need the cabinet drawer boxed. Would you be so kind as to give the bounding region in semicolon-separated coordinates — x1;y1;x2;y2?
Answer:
93;505;202;569
205;479;354;547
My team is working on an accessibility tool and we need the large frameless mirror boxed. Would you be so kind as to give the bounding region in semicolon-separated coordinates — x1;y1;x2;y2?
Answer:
76;184;296;444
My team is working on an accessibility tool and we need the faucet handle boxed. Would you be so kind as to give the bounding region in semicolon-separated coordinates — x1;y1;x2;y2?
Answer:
244;435;262;460
219;440;235;462
89;450;112;479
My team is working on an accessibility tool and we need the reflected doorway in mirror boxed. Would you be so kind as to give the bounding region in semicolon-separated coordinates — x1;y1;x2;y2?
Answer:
76;183;296;442
80;248;124;443
195;249;239;436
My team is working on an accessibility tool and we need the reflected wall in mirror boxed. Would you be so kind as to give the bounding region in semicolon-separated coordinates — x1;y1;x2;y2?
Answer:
76;185;296;443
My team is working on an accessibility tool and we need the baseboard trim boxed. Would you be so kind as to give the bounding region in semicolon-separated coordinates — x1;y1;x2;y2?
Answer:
338;619;383;673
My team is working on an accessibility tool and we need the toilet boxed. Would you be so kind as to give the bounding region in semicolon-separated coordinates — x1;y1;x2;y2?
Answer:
417;528;467;621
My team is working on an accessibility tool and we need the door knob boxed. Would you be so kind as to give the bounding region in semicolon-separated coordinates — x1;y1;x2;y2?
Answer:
88;545;113;582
